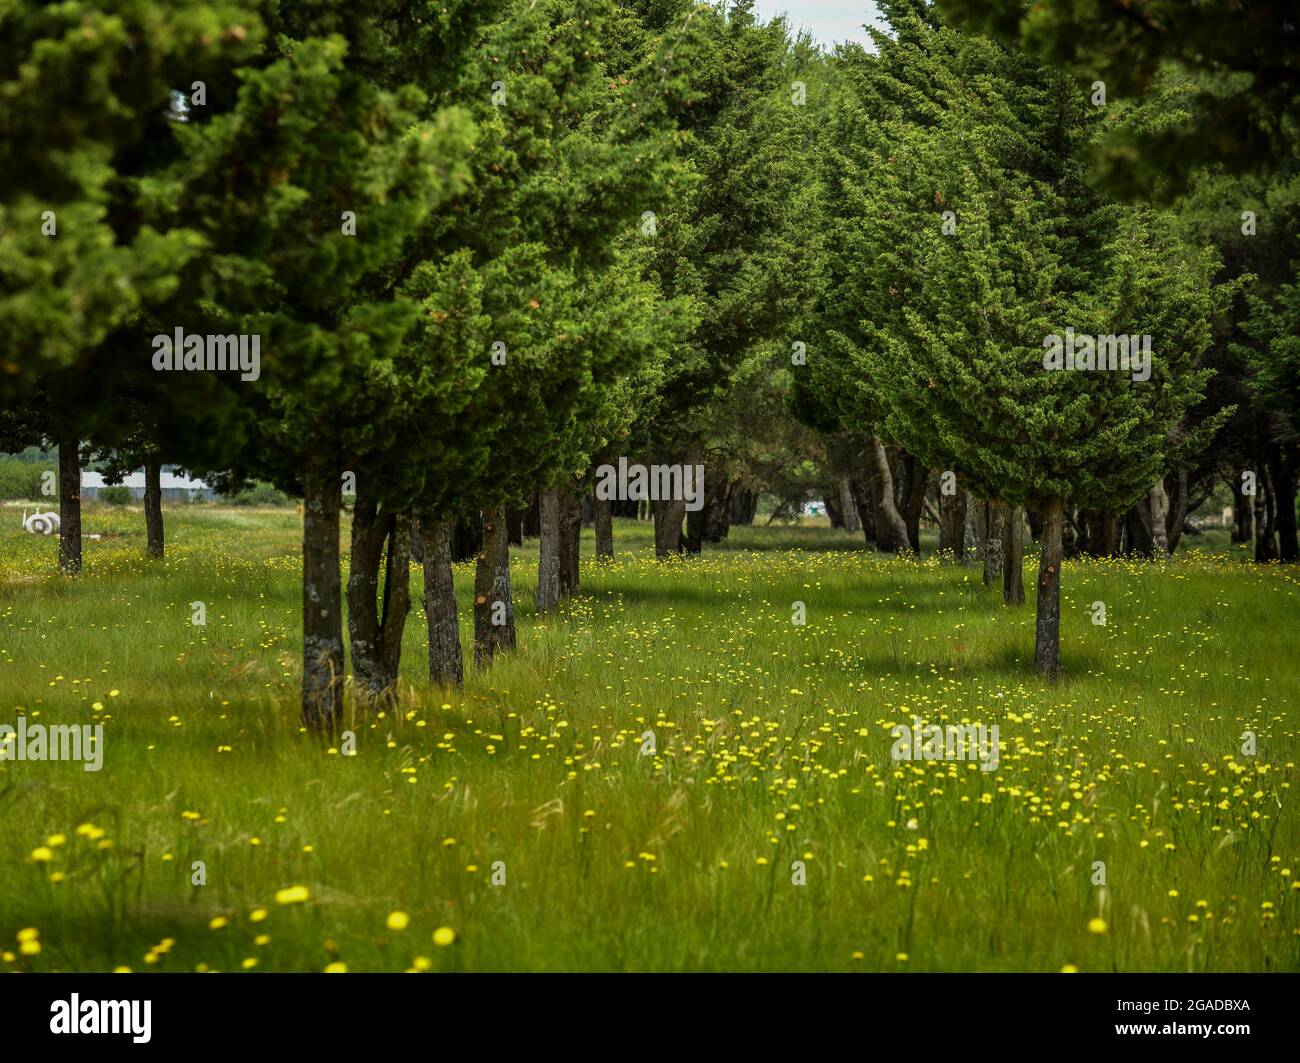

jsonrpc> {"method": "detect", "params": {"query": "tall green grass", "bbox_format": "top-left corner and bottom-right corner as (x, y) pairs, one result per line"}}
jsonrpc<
(0, 503), (1295, 971)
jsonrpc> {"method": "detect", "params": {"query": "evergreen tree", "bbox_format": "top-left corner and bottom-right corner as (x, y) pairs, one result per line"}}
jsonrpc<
(810, 3), (1232, 675)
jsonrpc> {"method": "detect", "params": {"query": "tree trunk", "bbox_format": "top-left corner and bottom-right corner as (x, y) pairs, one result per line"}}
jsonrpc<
(522, 491), (541, 538)
(1002, 504), (1025, 604)
(705, 480), (732, 542)
(653, 496), (686, 558)
(537, 486), (562, 612)
(1027, 506), (1043, 543)
(1267, 444), (1298, 562)
(900, 453), (927, 554)
(450, 513), (481, 561)
(58, 437), (81, 576)
(420, 515), (462, 688)
(302, 466), (344, 730)
(838, 475), (860, 533)
(474, 506), (515, 666)
(938, 486), (968, 561)
(505, 506), (524, 546)
(347, 491), (391, 698)
(1254, 459), (1277, 561)
(824, 486), (844, 529)
(965, 496), (988, 568)
(559, 488), (581, 593)
(1083, 510), (1119, 557)
(380, 511), (411, 683)
(1165, 468), (1189, 554)
(1123, 500), (1154, 558)
(867, 437), (910, 553)
(1231, 473), (1253, 544)
(1034, 497), (1064, 680)
(684, 503), (704, 554)
(729, 487), (757, 526)
(594, 489), (614, 561)
(983, 500), (1006, 586)
(347, 497), (414, 699)
(143, 456), (164, 559)
(850, 473), (876, 544)
(1149, 479), (1169, 556)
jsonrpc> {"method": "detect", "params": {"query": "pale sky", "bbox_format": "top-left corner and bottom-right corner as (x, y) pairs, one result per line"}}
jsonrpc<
(749, 0), (885, 49)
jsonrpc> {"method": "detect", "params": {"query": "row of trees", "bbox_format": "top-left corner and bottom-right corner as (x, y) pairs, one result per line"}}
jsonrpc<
(3, 0), (1296, 718)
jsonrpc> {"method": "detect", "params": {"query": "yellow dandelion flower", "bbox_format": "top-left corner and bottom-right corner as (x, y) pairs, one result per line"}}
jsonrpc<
(432, 926), (456, 947)
(274, 885), (310, 905)
(386, 911), (410, 932)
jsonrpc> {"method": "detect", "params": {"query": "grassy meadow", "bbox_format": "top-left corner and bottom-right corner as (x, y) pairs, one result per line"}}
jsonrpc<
(0, 502), (1297, 972)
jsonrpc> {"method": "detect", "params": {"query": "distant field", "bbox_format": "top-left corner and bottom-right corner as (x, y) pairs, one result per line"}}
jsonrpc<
(0, 503), (1295, 972)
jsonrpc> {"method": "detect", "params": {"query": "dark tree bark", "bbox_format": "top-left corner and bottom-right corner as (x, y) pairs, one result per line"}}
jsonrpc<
(965, 495), (988, 568)
(1231, 472), (1253, 544)
(594, 489), (614, 561)
(537, 486), (562, 612)
(522, 491), (541, 538)
(704, 479), (732, 542)
(849, 472), (876, 544)
(684, 458), (720, 555)
(1123, 500), (1154, 558)
(559, 488), (581, 594)
(1067, 503), (1086, 556)
(347, 494), (387, 693)
(450, 513), (482, 562)
(824, 487), (844, 529)
(143, 456), (164, 559)
(866, 437), (911, 553)
(1082, 510), (1119, 557)
(1267, 443), (1298, 562)
(302, 465), (344, 730)
(58, 437), (81, 576)
(838, 475), (861, 534)
(1165, 468), (1189, 554)
(378, 511), (412, 684)
(474, 506), (515, 666)
(1002, 504), (1025, 605)
(347, 493), (412, 701)
(1027, 506), (1044, 543)
(728, 486), (757, 526)
(983, 500), (1006, 587)
(505, 506), (524, 546)
(1149, 480), (1169, 556)
(420, 515), (462, 688)
(899, 452), (928, 554)
(1034, 497), (1064, 680)
(684, 503), (705, 554)
(652, 496), (686, 558)
(1254, 459), (1277, 561)
(938, 486), (968, 561)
